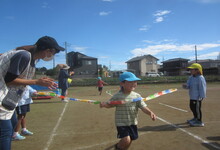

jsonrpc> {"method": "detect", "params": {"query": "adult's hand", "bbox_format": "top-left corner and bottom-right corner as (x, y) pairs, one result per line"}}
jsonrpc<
(36, 77), (58, 89)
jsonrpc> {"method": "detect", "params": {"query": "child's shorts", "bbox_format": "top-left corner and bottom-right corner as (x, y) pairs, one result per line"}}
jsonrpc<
(116, 125), (138, 140)
(16, 104), (30, 115)
(98, 87), (103, 91)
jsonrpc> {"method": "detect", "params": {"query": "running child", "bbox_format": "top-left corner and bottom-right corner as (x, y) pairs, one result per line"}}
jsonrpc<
(97, 77), (108, 95)
(100, 72), (156, 150)
(183, 63), (206, 127)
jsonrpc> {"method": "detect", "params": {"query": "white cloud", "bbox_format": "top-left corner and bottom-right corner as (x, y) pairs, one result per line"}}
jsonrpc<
(42, 2), (49, 8)
(155, 17), (164, 23)
(99, 11), (112, 16)
(153, 10), (171, 23)
(142, 39), (177, 45)
(139, 25), (150, 32)
(110, 61), (127, 70)
(131, 42), (220, 57)
(154, 10), (171, 16)
(71, 45), (88, 53)
(98, 56), (109, 59)
(188, 51), (220, 60)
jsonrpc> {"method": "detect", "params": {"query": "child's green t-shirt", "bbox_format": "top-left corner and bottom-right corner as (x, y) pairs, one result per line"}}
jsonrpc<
(109, 91), (147, 126)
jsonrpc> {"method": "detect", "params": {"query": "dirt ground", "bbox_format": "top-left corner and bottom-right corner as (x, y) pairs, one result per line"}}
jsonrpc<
(12, 83), (220, 150)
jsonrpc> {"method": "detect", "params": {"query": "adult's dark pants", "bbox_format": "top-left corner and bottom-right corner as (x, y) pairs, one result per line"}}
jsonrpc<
(0, 112), (17, 150)
(61, 88), (67, 97)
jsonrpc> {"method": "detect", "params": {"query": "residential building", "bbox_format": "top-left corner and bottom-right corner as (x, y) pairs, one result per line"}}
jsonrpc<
(67, 52), (98, 78)
(189, 59), (220, 75)
(161, 58), (189, 76)
(217, 52), (220, 60)
(126, 55), (159, 76)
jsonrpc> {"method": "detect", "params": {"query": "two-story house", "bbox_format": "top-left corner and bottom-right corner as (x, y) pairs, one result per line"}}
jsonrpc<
(161, 58), (189, 76)
(67, 52), (98, 78)
(126, 55), (159, 77)
(189, 59), (220, 75)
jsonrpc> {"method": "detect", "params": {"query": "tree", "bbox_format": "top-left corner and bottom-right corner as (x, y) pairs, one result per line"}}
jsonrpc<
(45, 68), (57, 76)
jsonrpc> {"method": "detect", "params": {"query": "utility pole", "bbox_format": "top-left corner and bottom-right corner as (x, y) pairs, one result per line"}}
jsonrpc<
(195, 45), (198, 63)
(64, 42), (71, 65)
(64, 42), (68, 64)
(53, 56), (55, 68)
(109, 60), (111, 71)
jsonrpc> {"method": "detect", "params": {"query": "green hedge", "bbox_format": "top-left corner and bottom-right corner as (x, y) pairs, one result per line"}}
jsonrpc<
(69, 75), (220, 86)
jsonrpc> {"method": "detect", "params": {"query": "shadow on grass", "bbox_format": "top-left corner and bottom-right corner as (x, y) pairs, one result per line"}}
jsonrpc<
(201, 142), (220, 150)
(139, 122), (190, 132)
(207, 136), (220, 141)
(201, 136), (220, 150)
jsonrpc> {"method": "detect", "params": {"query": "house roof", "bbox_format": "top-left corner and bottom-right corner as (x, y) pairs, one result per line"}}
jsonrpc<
(68, 51), (97, 60)
(126, 55), (159, 63)
(162, 58), (189, 63)
(189, 59), (220, 63)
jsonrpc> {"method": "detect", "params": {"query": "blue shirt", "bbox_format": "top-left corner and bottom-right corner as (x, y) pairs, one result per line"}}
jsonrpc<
(186, 75), (206, 100)
(18, 86), (36, 106)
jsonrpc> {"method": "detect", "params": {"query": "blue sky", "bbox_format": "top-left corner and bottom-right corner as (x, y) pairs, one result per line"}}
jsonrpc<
(0, 0), (220, 70)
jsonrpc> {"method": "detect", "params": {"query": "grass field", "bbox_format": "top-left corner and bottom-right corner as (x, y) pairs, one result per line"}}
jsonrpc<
(12, 83), (220, 150)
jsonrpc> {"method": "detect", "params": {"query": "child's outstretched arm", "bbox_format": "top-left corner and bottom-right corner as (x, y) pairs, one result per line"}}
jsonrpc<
(100, 102), (113, 108)
(141, 106), (157, 121)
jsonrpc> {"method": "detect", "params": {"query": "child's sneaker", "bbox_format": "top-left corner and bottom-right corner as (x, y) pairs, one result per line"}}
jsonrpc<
(61, 99), (69, 103)
(190, 120), (204, 127)
(21, 129), (33, 135)
(12, 134), (26, 141)
(187, 118), (197, 124)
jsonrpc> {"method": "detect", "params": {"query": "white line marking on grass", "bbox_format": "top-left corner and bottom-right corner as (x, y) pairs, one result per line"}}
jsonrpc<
(105, 89), (114, 96)
(159, 102), (188, 112)
(43, 102), (68, 150)
(157, 116), (220, 150)
(105, 89), (220, 150)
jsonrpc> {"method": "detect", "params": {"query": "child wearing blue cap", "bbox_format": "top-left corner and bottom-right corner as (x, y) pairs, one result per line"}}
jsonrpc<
(100, 72), (156, 150)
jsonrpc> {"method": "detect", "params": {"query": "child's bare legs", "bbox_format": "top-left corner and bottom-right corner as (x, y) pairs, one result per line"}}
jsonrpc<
(14, 114), (26, 133)
(116, 136), (132, 150)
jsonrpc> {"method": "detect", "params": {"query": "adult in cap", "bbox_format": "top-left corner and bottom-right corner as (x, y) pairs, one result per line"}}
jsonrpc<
(0, 36), (64, 150)
(58, 64), (74, 102)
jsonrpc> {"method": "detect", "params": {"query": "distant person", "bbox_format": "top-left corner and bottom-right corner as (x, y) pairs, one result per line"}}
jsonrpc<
(0, 36), (64, 150)
(100, 72), (156, 150)
(182, 63), (206, 127)
(58, 64), (74, 102)
(97, 77), (108, 95)
(12, 86), (36, 140)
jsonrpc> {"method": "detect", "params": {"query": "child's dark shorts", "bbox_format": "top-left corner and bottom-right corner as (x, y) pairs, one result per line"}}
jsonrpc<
(98, 87), (103, 91)
(16, 104), (30, 115)
(116, 125), (138, 140)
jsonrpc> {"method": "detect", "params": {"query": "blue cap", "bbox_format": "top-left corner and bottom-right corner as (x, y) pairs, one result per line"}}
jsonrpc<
(97, 77), (102, 80)
(119, 72), (141, 82)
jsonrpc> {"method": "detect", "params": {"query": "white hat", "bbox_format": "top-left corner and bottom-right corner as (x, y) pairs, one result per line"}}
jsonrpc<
(62, 64), (70, 70)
